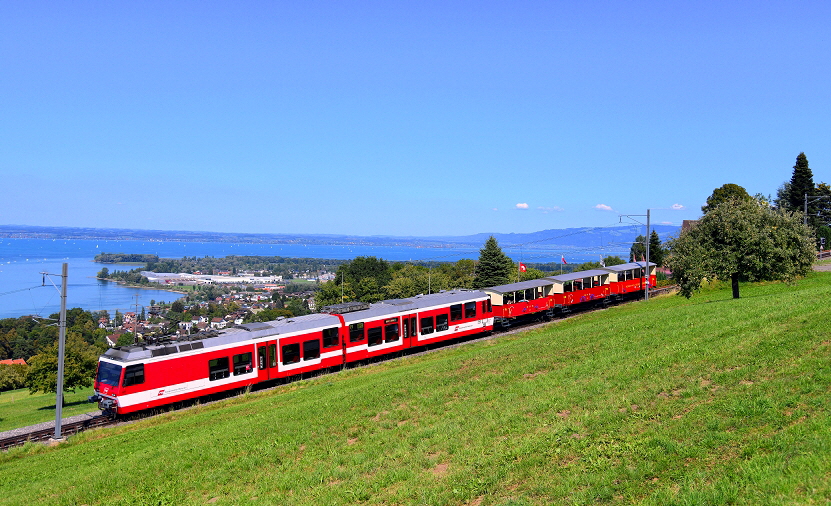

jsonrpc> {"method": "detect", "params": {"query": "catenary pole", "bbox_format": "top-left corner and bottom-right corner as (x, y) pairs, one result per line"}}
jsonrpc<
(645, 209), (650, 301)
(54, 263), (68, 440)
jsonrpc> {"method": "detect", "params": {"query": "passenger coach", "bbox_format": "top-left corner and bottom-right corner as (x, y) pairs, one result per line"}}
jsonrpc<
(92, 289), (493, 415)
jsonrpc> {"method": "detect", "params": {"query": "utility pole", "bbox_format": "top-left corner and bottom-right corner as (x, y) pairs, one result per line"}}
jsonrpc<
(620, 209), (651, 301)
(41, 263), (68, 441)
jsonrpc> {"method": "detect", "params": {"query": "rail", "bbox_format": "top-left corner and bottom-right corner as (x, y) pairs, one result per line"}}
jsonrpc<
(0, 415), (114, 451)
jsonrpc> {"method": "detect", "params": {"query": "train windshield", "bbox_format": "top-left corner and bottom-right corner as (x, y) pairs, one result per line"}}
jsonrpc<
(96, 362), (122, 386)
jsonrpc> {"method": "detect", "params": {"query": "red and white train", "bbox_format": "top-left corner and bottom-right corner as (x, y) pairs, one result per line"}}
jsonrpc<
(91, 262), (656, 415)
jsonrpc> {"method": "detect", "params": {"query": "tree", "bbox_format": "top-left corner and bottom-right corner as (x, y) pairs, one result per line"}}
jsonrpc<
(473, 237), (513, 288)
(97, 267), (109, 279)
(666, 198), (815, 299)
(26, 332), (100, 397)
(603, 255), (626, 267)
(649, 230), (665, 267)
(630, 235), (646, 262)
(784, 152), (815, 213)
(170, 300), (185, 313)
(701, 183), (752, 214)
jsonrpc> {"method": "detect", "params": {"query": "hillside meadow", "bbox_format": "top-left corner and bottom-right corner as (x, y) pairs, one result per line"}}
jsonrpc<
(1, 274), (830, 505)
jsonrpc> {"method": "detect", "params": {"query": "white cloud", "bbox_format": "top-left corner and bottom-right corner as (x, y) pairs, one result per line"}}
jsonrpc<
(660, 221), (673, 225)
(492, 208), (499, 211)
(538, 206), (564, 213)
(516, 203), (529, 209)
(671, 203), (684, 210)
(595, 204), (613, 211)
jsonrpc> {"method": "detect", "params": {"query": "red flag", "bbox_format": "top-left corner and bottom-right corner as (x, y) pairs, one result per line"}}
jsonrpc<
(561, 255), (567, 265)
(519, 263), (527, 272)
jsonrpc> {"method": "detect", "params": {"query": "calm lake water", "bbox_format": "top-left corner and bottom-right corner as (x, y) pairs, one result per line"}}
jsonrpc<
(0, 238), (609, 319)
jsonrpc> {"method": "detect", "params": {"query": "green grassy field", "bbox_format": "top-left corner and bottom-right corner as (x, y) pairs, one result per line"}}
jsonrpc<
(0, 388), (96, 433)
(1, 274), (830, 505)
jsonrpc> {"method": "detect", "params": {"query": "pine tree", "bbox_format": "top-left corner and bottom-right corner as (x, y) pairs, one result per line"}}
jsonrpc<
(785, 152), (815, 213)
(473, 236), (513, 288)
(649, 230), (665, 267)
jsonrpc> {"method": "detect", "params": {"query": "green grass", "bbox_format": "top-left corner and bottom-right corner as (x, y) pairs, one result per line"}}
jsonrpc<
(0, 388), (96, 432)
(2, 274), (831, 504)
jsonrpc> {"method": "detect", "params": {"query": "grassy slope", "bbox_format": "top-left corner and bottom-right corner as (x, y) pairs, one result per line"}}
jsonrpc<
(0, 388), (96, 433)
(1, 275), (830, 505)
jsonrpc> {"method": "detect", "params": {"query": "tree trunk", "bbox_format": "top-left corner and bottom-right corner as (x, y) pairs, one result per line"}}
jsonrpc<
(731, 273), (740, 299)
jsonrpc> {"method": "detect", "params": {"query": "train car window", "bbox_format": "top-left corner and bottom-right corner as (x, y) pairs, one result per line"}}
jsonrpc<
(233, 352), (253, 375)
(634, 268), (643, 278)
(450, 304), (463, 321)
(483, 299), (492, 313)
(573, 279), (584, 291)
(385, 323), (399, 343)
(592, 276), (600, 287)
(464, 301), (476, 318)
(410, 317), (416, 336)
(96, 362), (122, 387)
(402, 318), (409, 338)
(322, 327), (339, 348)
(505, 293), (515, 304)
(524, 289), (534, 301)
(563, 281), (573, 293)
(269, 344), (277, 368)
(282, 344), (300, 365)
(123, 364), (145, 387)
(420, 316), (434, 335)
(303, 340), (320, 360)
(436, 314), (449, 332)
(258, 346), (267, 369)
(367, 327), (383, 347)
(209, 357), (230, 381)
(349, 322), (365, 342)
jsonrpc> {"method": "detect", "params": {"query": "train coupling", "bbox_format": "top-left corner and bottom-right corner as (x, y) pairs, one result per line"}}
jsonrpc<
(88, 394), (100, 403)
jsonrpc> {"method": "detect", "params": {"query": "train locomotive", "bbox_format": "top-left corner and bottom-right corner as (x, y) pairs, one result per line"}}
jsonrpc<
(91, 262), (656, 415)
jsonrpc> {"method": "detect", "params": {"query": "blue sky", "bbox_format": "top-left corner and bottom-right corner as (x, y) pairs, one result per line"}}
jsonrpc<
(1, 1), (829, 237)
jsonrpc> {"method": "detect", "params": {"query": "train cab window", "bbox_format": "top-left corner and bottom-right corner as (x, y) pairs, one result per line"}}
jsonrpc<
(209, 357), (230, 381)
(367, 327), (383, 347)
(282, 343), (300, 365)
(233, 352), (253, 375)
(385, 322), (399, 343)
(269, 344), (277, 368)
(420, 316), (434, 335)
(96, 362), (122, 387)
(303, 340), (320, 361)
(436, 314), (449, 332)
(322, 327), (339, 348)
(464, 301), (477, 318)
(450, 304), (463, 321)
(349, 323), (365, 342)
(123, 364), (145, 387)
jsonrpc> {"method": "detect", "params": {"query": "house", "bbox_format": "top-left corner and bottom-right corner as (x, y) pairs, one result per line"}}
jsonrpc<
(0, 359), (27, 366)
(210, 317), (227, 330)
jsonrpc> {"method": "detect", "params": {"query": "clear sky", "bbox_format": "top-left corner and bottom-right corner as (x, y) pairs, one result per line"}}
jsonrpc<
(1, 1), (829, 237)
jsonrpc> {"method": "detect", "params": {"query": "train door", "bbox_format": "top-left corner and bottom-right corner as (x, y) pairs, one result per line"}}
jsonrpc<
(401, 313), (417, 347)
(257, 341), (278, 382)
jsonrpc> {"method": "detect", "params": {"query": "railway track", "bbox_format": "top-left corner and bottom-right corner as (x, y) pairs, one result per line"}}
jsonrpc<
(0, 415), (116, 451)
(2, 286), (677, 451)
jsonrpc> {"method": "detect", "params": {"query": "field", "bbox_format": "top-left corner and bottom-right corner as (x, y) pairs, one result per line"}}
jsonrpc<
(0, 388), (95, 433)
(1, 274), (830, 504)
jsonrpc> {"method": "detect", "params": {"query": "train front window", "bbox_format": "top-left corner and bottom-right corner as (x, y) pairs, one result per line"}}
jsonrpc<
(96, 362), (122, 387)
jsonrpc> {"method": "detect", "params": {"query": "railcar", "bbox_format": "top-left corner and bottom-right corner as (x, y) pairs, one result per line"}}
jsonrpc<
(91, 289), (493, 415)
(600, 262), (657, 301)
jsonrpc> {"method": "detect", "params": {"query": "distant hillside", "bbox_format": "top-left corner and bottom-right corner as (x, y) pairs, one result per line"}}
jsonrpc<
(0, 224), (679, 251)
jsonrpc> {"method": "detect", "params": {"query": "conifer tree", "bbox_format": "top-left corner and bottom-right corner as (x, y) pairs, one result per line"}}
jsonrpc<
(473, 236), (513, 288)
(784, 152), (815, 213)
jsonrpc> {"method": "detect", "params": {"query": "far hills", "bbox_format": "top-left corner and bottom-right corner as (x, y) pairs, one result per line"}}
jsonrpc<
(0, 224), (680, 251)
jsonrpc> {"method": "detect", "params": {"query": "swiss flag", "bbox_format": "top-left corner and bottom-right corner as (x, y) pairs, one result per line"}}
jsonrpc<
(561, 255), (567, 265)
(519, 263), (527, 272)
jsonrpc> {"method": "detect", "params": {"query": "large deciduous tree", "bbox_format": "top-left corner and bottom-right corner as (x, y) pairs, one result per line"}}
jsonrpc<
(666, 198), (815, 299)
(701, 183), (752, 214)
(25, 332), (100, 398)
(473, 237), (513, 288)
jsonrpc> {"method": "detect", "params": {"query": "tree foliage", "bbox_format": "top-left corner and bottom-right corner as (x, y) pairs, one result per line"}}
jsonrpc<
(25, 332), (101, 395)
(783, 152), (815, 212)
(473, 237), (513, 288)
(0, 364), (28, 392)
(666, 198), (815, 299)
(701, 183), (752, 214)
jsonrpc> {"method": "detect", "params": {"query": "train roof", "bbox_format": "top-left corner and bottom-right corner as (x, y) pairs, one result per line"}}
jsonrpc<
(483, 279), (554, 294)
(600, 262), (656, 272)
(545, 269), (610, 282)
(100, 289), (486, 363)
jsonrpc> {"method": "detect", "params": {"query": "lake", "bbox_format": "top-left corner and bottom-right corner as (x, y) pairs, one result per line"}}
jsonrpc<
(0, 238), (614, 319)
